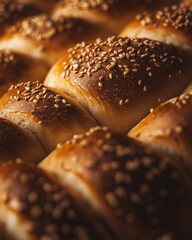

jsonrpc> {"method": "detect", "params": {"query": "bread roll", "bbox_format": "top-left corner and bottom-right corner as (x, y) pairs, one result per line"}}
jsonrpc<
(120, 2), (192, 51)
(128, 92), (192, 173)
(0, 81), (97, 152)
(44, 36), (192, 133)
(0, 0), (42, 36)
(0, 49), (49, 97)
(51, 0), (181, 34)
(0, 118), (46, 164)
(0, 13), (113, 65)
(0, 161), (115, 240)
(40, 127), (192, 240)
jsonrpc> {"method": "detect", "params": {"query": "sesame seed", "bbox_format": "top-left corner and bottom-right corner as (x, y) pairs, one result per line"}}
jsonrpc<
(119, 99), (123, 106)
(143, 86), (148, 92)
(98, 82), (103, 87)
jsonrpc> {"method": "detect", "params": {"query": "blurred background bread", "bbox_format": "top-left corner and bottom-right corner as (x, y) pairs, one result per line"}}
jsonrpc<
(0, 50), (49, 97)
(51, 0), (183, 34)
(120, 2), (192, 51)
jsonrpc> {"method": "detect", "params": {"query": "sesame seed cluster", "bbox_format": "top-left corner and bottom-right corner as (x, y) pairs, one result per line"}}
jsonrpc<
(19, 14), (81, 41)
(163, 92), (192, 109)
(21, 14), (57, 40)
(8, 81), (70, 106)
(6, 81), (73, 125)
(147, 93), (192, 136)
(62, 36), (184, 106)
(136, 3), (192, 32)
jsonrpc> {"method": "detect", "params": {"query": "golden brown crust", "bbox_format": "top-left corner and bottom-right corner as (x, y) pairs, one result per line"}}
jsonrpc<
(17, 14), (86, 41)
(17, 13), (112, 42)
(45, 36), (192, 132)
(135, 3), (192, 35)
(0, 81), (97, 152)
(120, 2), (192, 50)
(59, 37), (186, 107)
(0, 118), (46, 164)
(0, 81), (95, 128)
(129, 93), (192, 170)
(52, 0), (181, 33)
(40, 127), (191, 240)
(0, 162), (115, 240)
(1, 14), (113, 65)
(0, 50), (49, 97)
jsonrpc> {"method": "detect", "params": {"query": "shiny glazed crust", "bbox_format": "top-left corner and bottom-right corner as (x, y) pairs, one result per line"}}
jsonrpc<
(45, 36), (192, 132)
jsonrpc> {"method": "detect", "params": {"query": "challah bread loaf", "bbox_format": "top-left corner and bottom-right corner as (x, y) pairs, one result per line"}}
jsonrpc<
(0, 118), (46, 164)
(44, 36), (192, 133)
(0, 13), (113, 66)
(0, 161), (115, 240)
(0, 1), (191, 239)
(39, 127), (192, 240)
(128, 92), (192, 173)
(0, 81), (97, 153)
(0, 50), (49, 97)
(51, 0), (181, 35)
(120, 2), (192, 51)
(0, 0), (42, 36)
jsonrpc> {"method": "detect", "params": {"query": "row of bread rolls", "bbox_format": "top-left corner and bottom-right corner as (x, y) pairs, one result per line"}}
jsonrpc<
(1, 33), (191, 158)
(0, 158), (116, 240)
(0, 0), (189, 95)
(0, 1), (191, 240)
(39, 127), (192, 240)
(0, 0), (113, 95)
(118, 1), (192, 173)
(0, 42), (192, 237)
(0, 0), (192, 161)
(0, 127), (192, 240)
(50, 0), (182, 34)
